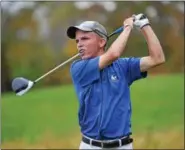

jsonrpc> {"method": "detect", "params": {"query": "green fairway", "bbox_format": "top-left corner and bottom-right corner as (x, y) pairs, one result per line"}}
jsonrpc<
(131, 73), (184, 133)
(1, 73), (184, 144)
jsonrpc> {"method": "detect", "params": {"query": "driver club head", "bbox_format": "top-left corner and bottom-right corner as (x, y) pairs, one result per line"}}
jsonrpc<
(11, 77), (35, 96)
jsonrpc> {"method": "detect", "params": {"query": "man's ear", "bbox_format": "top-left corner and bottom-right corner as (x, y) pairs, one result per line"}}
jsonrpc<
(99, 38), (107, 49)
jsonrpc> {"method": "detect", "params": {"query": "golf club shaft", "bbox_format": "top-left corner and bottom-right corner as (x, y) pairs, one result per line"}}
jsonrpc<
(34, 27), (124, 83)
(108, 27), (124, 38)
(34, 53), (80, 83)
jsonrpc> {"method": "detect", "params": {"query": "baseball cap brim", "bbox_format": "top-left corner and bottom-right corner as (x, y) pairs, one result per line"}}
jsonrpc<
(67, 26), (93, 39)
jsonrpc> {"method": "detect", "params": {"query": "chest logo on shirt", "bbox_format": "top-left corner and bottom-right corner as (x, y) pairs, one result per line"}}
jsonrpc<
(111, 74), (118, 81)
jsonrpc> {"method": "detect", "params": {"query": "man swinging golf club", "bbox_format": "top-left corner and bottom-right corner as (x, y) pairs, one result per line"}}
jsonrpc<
(67, 13), (165, 149)
(11, 13), (165, 149)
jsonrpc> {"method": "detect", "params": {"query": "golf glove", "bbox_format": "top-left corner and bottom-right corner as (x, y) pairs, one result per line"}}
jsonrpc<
(133, 13), (150, 29)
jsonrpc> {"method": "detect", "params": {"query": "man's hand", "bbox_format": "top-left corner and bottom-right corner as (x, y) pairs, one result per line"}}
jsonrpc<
(133, 13), (150, 29)
(123, 17), (134, 29)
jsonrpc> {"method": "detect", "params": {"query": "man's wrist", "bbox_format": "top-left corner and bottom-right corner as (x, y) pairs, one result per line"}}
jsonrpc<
(124, 24), (133, 29)
(140, 24), (152, 35)
(141, 23), (150, 29)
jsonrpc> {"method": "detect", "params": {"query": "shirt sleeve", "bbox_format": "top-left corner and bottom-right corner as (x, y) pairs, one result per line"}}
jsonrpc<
(119, 57), (147, 86)
(70, 57), (100, 87)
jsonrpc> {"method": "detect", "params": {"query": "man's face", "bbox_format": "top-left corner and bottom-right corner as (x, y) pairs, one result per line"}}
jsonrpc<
(75, 30), (106, 59)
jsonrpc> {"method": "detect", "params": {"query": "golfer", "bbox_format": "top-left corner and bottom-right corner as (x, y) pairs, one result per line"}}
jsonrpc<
(67, 14), (165, 149)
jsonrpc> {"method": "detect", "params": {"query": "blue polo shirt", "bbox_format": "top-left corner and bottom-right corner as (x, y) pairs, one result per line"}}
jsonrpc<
(70, 56), (147, 140)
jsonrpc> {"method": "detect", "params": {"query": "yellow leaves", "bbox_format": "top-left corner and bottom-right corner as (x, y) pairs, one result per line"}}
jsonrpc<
(63, 39), (78, 57)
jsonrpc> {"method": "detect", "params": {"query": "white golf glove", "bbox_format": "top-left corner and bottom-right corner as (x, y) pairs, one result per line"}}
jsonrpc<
(133, 13), (150, 29)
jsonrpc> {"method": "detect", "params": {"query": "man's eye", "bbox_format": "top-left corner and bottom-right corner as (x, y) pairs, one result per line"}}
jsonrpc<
(82, 37), (89, 40)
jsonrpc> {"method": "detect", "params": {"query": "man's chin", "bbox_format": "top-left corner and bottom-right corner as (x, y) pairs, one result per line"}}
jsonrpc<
(81, 55), (97, 60)
(81, 55), (90, 59)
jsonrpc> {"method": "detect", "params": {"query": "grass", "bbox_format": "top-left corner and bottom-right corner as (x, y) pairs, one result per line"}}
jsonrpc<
(1, 73), (184, 148)
(2, 85), (79, 143)
(131, 73), (184, 133)
(1, 130), (184, 149)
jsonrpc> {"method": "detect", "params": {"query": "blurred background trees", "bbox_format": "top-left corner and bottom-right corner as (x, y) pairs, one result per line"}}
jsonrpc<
(1, 1), (184, 92)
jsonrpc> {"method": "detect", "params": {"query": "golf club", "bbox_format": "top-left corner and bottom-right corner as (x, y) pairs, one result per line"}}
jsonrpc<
(11, 26), (124, 96)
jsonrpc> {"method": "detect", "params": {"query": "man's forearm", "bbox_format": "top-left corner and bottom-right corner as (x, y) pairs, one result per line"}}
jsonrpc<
(107, 26), (132, 58)
(99, 17), (133, 69)
(141, 26), (165, 63)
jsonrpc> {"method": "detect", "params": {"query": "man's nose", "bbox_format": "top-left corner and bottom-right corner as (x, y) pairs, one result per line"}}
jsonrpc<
(77, 42), (83, 49)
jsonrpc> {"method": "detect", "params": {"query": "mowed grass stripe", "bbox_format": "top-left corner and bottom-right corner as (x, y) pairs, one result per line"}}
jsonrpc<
(1, 73), (184, 143)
